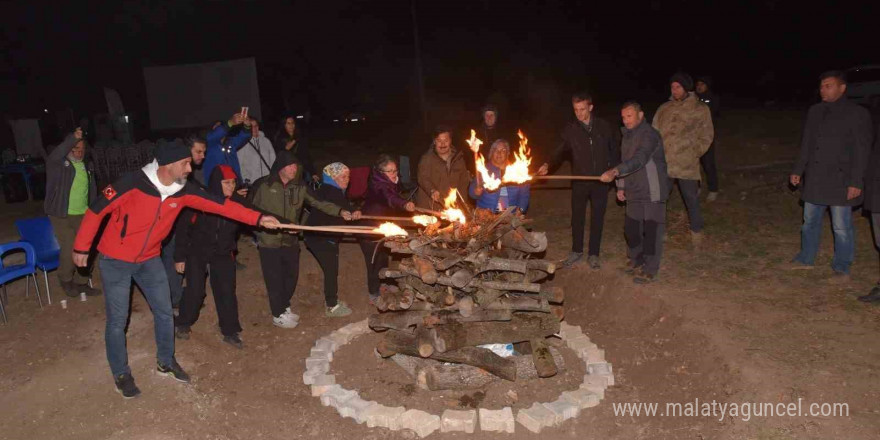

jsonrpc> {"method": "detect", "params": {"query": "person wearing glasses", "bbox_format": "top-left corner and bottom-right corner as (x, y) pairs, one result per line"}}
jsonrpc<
(359, 154), (415, 303)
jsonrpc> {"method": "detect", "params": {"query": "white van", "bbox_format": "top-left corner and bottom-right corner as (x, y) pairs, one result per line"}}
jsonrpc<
(846, 65), (880, 108)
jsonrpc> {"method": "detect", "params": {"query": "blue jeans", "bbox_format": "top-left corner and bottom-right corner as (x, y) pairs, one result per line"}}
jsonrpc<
(161, 235), (183, 307)
(794, 202), (854, 274)
(99, 256), (174, 377)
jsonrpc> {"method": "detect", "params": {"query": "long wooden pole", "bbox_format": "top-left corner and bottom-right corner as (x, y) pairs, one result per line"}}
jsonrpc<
(275, 223), (392, 235)
(359, 215), (420, 222)
(414, 207), (445, 217)
(532, 175), (603, 181)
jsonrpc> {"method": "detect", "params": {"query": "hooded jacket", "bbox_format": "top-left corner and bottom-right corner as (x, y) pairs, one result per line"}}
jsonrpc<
(652, 92), (714, 180)
(204, 121), (251, 183)
(792, 97), (873, 206)
(73, 160), (262, 263)
(616, 120), (670, 203)
(173, 165), (245, 263)
(274, 132), (316, 179)
(467, 162), (530, 212)
(237, 130), (276, 184)
(362, 169), (411, 217)
(416, 146), (471, 208)
(44, 133), (97, 217)
(251, 151), (343, 248)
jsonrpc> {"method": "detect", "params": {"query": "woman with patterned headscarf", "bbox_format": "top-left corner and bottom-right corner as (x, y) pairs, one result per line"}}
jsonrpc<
(304, 162), (360, 317)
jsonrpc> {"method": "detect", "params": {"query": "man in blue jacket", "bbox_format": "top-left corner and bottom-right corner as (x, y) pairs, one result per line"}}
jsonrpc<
(203, 111), (252, 182)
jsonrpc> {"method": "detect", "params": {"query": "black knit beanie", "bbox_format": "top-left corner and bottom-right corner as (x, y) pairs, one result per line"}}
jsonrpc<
(155, 139), (191, 166)
(670, 72), (694, 91)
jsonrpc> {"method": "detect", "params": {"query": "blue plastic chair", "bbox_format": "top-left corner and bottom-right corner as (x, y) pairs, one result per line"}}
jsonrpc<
(15, 217), (61, 305)
(0, 241), (43, 324)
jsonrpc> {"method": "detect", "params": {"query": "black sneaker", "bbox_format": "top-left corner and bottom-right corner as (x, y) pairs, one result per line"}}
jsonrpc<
(633, 272), (657, 284)
(114, 373), (141, 399)
(61, 280), (78, 298)
(157, 359), (191, 383)
(223, 333), (244, 349)
(77, 283), (102, 296)
(175, 325), (191, 340)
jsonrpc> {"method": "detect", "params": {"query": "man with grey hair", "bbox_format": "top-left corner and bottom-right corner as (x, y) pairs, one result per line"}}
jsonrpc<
(601, 101), (669, 283)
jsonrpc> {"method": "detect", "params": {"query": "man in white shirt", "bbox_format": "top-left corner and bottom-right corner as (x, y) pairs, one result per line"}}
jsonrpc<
(237, 120), (276, 186)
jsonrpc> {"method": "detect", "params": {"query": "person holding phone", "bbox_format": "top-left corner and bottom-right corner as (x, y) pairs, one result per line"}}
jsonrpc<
(203, 109), (252, 184)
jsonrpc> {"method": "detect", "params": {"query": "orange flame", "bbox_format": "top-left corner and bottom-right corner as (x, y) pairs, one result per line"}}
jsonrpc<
(475, 153), (501, 191)
(372, 222), (408, 237)
(442, 189), (467, 224)
(465, 129), (483, 154)
(467, 129), (501, 191)
(502, 129), (532, 184)
(412, 215), (438, 226)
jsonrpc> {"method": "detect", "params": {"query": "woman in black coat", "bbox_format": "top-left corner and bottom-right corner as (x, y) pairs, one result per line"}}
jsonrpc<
(173, 165), (246, 348)
(304, 162), (362, 316)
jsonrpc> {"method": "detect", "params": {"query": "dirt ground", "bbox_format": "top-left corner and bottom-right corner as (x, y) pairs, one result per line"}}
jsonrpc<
(1, 109), (879, 440)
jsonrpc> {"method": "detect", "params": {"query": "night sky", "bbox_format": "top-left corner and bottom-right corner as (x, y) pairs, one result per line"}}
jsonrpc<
(1, 0), (877, 140)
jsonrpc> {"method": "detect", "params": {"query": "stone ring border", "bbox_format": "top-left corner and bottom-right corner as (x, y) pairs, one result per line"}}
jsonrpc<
(303, 319), (614, 437)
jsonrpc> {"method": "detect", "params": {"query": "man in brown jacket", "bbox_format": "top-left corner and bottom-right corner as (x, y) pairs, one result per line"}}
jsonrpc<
(652, 72), (714, 243)
(416, 125), (471, 209)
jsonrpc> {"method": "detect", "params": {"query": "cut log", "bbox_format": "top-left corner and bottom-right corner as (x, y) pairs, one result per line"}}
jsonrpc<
(423, 308), (512, 328)
(538, 285), (565, 304)
(407, 276), (446, 303)
(530, 338), (558, 378)
(474, 287), (506, 306)
(485, 296), (551, 313)
(501, 227), (547, 253)
(471, 279), (542, 293)
(379, 330), (517, 381)
(369, 311), (429, 331)
(424, 312), (559, 352)
(525, 259), (556, 274)
(479, 257), (528, 274)
(390, 348), (567, 391)
(413, 256), (438, 285)
(416, 325), (435, 357)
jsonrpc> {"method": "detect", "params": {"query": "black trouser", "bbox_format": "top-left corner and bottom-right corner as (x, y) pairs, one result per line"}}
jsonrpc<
(304, 236), (340, 307)
(359, 239), (389, 298)
(669, 179), (704, 232)
(624, 201), (666, 276)
(571, 181), (610, 255)
(176, 251), (241, 337)
(700, 141), (719, 192)
(258, 243), (300, 317)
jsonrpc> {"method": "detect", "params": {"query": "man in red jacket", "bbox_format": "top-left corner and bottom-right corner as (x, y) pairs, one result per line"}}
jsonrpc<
(73, 139), (280, 398)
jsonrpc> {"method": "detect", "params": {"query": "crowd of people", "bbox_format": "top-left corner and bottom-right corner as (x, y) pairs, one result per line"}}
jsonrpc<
(40, 69), (879, 399)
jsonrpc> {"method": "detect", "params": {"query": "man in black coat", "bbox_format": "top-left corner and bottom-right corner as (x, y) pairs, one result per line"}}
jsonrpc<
(789, 70), (874, 282)
(696, 76), (720, 201)
(537, 92), (620, 269)
(859, 122), (880, 303)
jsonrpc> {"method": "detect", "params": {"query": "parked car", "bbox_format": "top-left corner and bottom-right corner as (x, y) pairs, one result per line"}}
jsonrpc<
(846, 65), (880, 108)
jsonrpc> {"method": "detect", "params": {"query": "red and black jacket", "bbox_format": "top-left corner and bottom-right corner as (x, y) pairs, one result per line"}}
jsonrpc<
(73, 169), (262, 263)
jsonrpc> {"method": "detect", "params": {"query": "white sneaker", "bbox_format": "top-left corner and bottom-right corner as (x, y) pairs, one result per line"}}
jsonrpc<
(706, 191), (719, 202)
(284, 307), (301, 322)
(273, 309), (300, 329)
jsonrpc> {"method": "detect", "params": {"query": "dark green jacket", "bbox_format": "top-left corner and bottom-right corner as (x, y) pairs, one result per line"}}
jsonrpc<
(252, 151), (342, 248)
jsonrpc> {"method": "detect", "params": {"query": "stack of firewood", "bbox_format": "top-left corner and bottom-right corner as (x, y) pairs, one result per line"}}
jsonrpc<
(368, 208), (566, 391)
